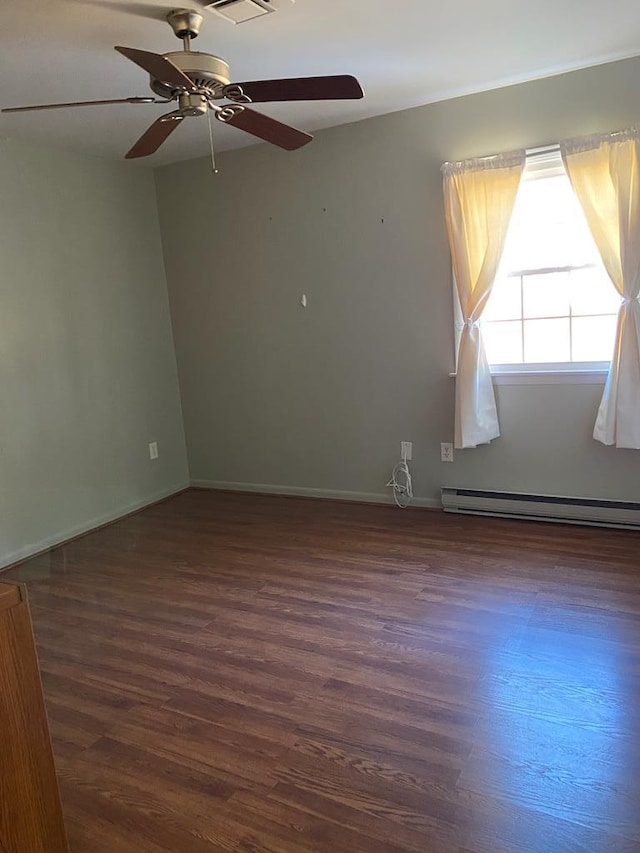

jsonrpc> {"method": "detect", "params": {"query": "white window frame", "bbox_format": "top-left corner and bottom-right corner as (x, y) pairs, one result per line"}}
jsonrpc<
(478, 146), (614, 385)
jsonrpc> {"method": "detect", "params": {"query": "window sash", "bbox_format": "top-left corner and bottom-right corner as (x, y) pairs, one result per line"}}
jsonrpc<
(480, 149), (616, 374)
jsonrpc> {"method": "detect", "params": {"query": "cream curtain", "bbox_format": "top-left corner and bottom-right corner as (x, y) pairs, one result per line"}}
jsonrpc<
(442, 151), (525, 449)
(561, 129), (640, 448)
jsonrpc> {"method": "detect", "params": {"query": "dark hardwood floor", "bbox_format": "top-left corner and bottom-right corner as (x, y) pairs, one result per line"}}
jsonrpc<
(5, 489), (640, 852)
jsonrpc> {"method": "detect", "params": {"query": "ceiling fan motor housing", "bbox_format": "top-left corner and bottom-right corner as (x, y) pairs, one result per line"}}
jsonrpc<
(150, 51), (232, 99)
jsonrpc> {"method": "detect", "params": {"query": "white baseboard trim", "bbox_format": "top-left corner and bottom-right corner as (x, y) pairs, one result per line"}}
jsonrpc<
(0, 482), (190, 571)
(191, 479), (440, 509)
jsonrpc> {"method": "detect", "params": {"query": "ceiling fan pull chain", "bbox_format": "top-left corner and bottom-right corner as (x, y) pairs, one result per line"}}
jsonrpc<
(207, 107), (219, 174)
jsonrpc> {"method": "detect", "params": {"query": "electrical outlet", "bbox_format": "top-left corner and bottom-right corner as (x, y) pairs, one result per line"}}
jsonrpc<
(401, 441), (412, 461)
(440, 442), (454, 463)
(149, 441), (159, 460)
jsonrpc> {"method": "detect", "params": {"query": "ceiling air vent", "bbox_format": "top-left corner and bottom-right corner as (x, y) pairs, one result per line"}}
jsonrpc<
(204, 0), (280, 24)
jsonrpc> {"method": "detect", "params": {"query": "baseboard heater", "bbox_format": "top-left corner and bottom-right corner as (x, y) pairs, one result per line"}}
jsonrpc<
(441, 487), (640, 530)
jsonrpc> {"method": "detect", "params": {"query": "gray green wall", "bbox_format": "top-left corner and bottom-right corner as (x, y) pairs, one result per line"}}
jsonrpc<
(4, 55), (639, 562)
(155, 56), (640, 506)
(0, 138), (188, 567)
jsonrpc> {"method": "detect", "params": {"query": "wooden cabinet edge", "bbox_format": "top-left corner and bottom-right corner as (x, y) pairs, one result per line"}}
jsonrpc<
(0, 582), (22, 612)
(0, 580), (69, 853)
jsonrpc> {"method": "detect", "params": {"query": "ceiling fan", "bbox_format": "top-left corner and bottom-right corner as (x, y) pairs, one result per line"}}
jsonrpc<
(1, 8), (364, 159)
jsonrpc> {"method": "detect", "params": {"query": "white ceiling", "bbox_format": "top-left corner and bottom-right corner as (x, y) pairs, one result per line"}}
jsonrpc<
(2, 0), (640, 166)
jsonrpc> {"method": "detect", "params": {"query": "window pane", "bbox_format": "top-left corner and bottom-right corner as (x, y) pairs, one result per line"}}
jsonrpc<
(500, 174), (603, 272)
(523, 271), (570, 319)
(572, 315), (618, 362)
(483, 321), (522, 364)
(524, 318), (570, 362)
(482, 155), (616, 369)
(570, 268), (621, 316)
(484, 276), (521, 321)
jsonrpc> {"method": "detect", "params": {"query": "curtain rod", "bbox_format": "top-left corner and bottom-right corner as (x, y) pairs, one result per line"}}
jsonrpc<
(442, 143), (560, 174)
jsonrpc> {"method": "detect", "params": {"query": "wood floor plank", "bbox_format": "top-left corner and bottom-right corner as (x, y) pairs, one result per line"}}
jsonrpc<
(4, 488), (640, 852)
(105, 704), (288, 790)
(458, 712), (640, 841)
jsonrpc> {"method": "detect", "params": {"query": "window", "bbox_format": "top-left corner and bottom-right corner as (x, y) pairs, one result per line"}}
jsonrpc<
(480, 150), (620, 374)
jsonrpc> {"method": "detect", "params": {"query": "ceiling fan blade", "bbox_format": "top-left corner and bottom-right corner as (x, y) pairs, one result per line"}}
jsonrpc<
(217, 107), (312, 151)
(224, 75), (364, 103)
(115, 46), (194, 90)
(125, 112), (184, 159)
(2, 97), (158, 114)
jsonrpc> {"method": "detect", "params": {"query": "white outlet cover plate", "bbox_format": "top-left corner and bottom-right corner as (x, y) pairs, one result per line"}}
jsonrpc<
(440, 442), (454, 462)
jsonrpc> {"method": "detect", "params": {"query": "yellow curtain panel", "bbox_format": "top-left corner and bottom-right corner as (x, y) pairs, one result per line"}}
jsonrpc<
(561, 129), (640, 449)
(442, 150), (525, 449)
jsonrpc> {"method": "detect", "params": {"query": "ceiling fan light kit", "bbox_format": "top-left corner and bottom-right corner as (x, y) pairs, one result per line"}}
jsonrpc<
(1, 6), (363, 161)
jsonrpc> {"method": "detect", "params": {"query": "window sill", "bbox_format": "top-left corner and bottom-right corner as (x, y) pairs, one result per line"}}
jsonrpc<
(492, 369), (608, 385)
(449, 369), (608, 385)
